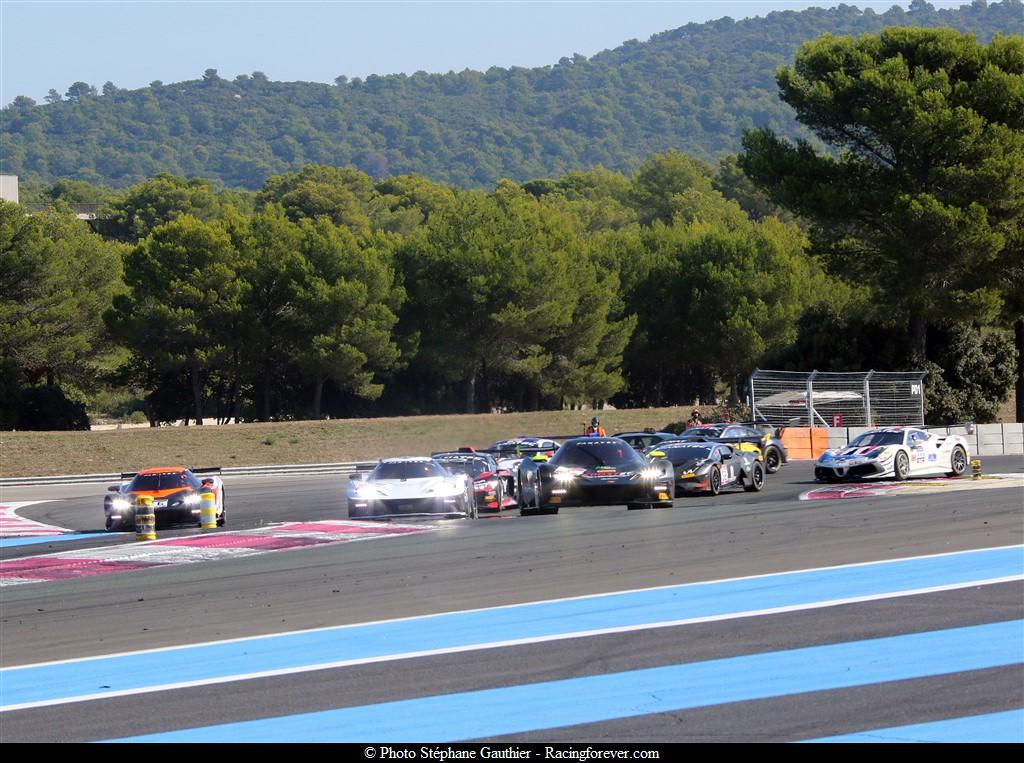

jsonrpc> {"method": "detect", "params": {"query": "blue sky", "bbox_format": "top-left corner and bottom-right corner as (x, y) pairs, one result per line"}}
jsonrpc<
(1, 1), (968, 105)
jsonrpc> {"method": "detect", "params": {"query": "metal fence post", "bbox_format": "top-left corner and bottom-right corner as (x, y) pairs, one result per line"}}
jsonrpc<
(750, 369), (759, 422)
(806, 371), (818, 427)
(864, 371), (874, 426)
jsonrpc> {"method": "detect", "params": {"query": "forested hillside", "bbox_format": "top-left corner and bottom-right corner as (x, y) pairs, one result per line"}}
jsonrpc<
(3, 24), (1020, 429)
(3, 0), (1020, 189)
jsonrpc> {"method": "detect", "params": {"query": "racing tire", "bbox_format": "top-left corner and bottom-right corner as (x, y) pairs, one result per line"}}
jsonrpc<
(627, 502), (650, 510)
(744, 462), (765, 492)
(894, 451), (910, 481)
(217, 490), (226, 527)
(707, 465), (722, 496)
(518, 470), (541, 516)
(764, 446), (782, 474)
(947, 446), (968, 478)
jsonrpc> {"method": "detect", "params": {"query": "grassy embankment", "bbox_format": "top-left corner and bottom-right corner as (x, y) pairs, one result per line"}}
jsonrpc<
(0, 407), (693, 477)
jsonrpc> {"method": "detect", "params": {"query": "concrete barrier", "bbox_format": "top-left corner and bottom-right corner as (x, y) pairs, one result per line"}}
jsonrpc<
(826, 427), (848, 449)
(977, 424), (1004, 456)
(1003, 424), (1023, 456)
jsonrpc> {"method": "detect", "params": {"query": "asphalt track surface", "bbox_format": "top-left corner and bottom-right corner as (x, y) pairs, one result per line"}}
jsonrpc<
(1, 456), (1022, 742)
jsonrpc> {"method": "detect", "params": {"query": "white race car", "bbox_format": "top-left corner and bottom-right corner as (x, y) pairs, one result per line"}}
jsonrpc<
(814, 427), (970, 482)
(347, 458), (476, 519)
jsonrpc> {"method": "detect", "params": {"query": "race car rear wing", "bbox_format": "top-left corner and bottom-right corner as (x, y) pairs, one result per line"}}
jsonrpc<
(119, 466), (223, 480)
(481, 445), (558, 458)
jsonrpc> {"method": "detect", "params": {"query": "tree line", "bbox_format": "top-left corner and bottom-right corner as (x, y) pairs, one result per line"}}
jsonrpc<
(2, 27), (1019, 429)
(2, 1), (1019, 190)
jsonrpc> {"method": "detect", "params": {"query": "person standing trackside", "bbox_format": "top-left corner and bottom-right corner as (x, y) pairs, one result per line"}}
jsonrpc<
(686, 409), (702, 429)
(585, 416), (607, 436)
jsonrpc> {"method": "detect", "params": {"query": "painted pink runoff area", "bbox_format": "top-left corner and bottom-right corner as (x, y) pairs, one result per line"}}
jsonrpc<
(0, 520), (440, 586)
(275, 521), (424, 534)
(1, 557), (159, 580)
(154, 534), (329, 550)
(802, 484), (906, 500)
(0, 502), (66, 538)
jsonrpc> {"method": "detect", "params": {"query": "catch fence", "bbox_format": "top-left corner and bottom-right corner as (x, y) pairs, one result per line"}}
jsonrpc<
(748, 370), (926, 427)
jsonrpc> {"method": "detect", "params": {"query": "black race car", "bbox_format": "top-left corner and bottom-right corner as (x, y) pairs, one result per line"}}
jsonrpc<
(431, 450), (510, 511)
(515, 437), (675, 515)
(647, 441), (764, 495)
(675, 423), (788, 473)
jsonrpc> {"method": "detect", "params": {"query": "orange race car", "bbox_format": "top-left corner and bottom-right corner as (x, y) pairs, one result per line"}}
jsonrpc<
(103, 467), (225, 531)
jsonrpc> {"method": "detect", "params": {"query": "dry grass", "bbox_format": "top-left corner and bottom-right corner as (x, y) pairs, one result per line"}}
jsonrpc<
(0, 407), (694, 477)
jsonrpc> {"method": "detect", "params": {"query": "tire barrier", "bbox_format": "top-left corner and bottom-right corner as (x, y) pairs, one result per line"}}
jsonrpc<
(199, 491), (217, 530)
(134, 495), (156, 541)
(972, 459), (983, 480)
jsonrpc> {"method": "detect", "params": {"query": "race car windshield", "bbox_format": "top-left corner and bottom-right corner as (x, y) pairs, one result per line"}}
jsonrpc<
(437, 459), (488, 477)
(660, 444), (715, 459)
(848, 431), (904, 448)
(679, 427), (725, 439)
(373, 461), (449, 480)
(129, 472), (190, 491)
(552, 441), (644, 469)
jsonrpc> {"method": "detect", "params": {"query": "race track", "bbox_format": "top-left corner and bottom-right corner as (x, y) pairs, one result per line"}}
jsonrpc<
(1, 457), (1022, 742)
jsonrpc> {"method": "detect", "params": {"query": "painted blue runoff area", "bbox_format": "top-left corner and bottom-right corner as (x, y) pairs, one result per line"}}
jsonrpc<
(0, 532), (114, 549)
(3, 545), (1022, 709)
(107, 620), (1024, 742)
(804, 709), (1024, 743)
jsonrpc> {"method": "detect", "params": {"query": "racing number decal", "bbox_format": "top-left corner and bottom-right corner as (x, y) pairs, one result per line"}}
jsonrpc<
(723, 466), (734, 483)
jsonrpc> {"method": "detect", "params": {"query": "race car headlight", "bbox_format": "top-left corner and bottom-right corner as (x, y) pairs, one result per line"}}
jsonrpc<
(183, 494), (201, 506)
(640, 467), (660, 480)
(354, 481), (377, 498)
(554, 467), (578, 483)
(111, 497), (131, 512)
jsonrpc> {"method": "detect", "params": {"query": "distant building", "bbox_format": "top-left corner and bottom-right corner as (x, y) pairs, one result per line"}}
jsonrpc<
(0, 174), (19, 204)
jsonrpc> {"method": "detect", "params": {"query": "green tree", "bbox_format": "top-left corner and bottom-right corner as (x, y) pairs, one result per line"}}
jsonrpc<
(106, 216), (246, 424)
(294, 221), (404, 418)
(630, 151), (717, 226)
(101, 174), (224, 242)
(256, 165), (374, 235)
(621, 211), (823, 406)
(739, 28), (1024, 391)
(397, 183), (580, 412)
(0, 202), (124, 428)
(230, 205), (309, 421)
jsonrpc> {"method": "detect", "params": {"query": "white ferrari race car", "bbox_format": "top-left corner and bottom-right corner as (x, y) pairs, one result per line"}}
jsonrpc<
(814, 427), (971, 482)
(347, 458), (476, 519)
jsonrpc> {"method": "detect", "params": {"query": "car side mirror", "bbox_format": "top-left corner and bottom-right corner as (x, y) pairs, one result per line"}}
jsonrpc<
(107, 485), (120, 492)
(649, 451), (666, 458)
(348, 473), (365, 481)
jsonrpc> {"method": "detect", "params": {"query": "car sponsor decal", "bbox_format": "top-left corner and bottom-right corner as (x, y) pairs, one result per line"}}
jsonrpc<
(800, 474), (1024, 500)
(0, 520), (436, 586)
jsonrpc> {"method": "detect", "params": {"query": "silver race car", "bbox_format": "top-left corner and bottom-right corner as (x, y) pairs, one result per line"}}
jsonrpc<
(347, 458), (476, 519)
(814, 427), (970, 482)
